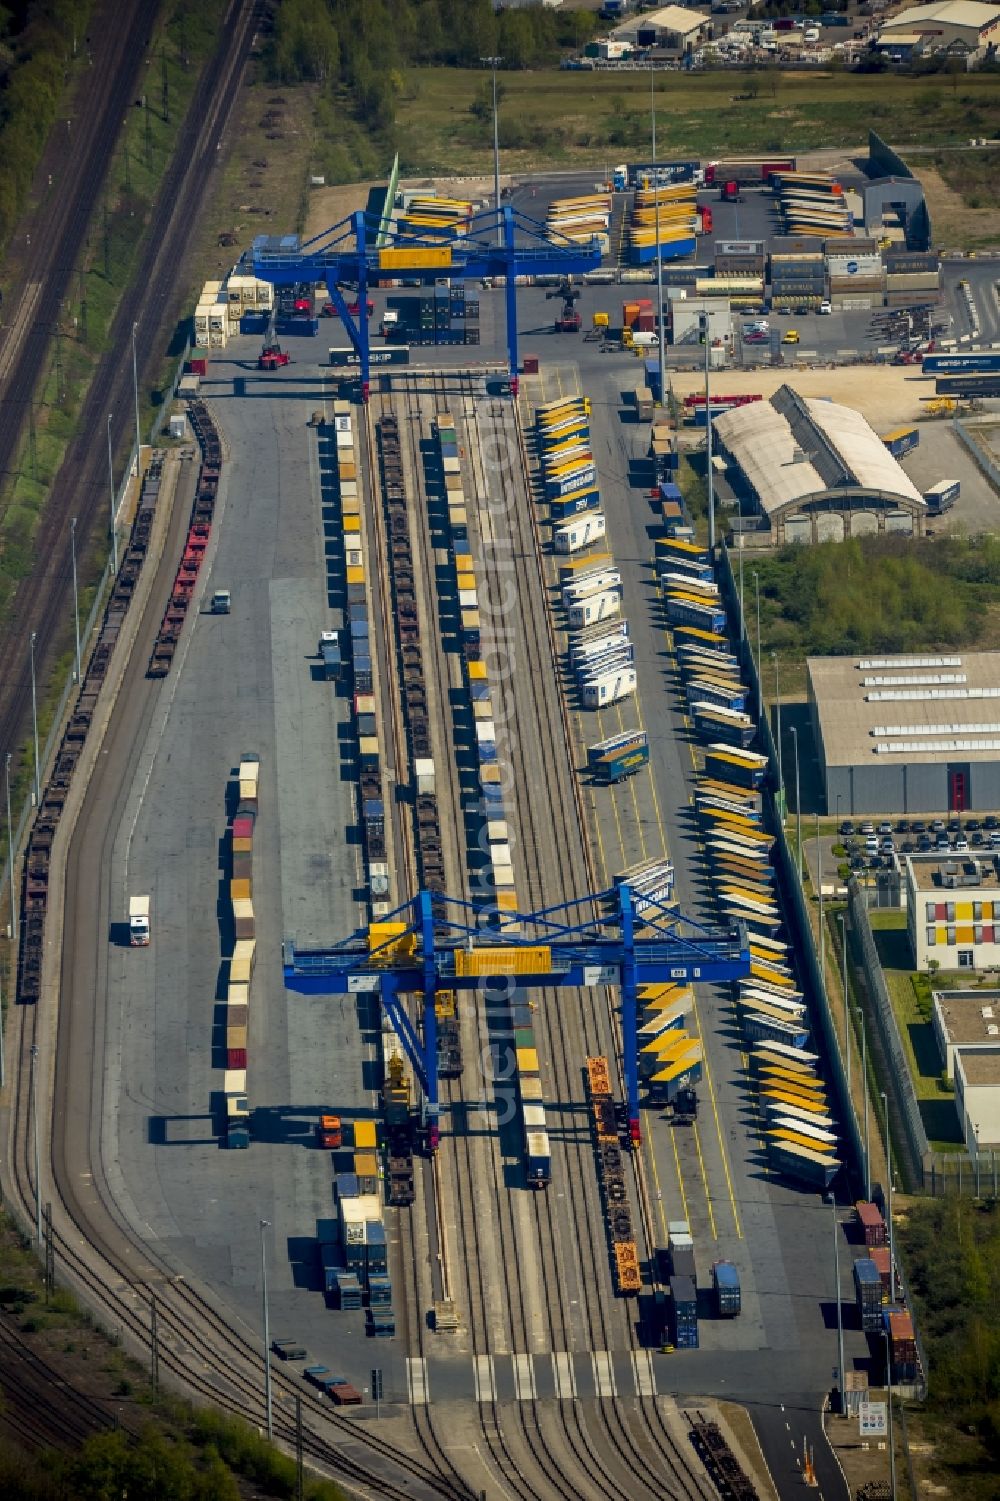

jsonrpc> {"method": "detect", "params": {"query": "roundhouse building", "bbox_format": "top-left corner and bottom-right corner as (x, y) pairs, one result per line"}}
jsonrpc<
(712, 384), (927, 546)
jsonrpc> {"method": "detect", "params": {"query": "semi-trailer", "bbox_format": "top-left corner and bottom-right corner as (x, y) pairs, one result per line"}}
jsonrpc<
(568, 589), (622, 630)
(555, 511), (607, 554)
(880, 426), (919, 459)
(581, 665), (637, 710)
(588, 730), (650, 784)
(922, 351), (1000, 375)
(129, 895), (151, 946)
(923, 479), (959, 514)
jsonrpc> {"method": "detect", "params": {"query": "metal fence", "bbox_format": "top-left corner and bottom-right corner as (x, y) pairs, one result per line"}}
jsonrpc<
(844, 882), (929, 1193)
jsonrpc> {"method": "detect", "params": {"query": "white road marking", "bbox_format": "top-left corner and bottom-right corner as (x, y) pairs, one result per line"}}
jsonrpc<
(474, 1354), (495, 1403)
(513, 1353), (536, 1401)
(407, 1356), (429, 1405)
(592, 1350), (617, 1398)
(552, 1350), (577, 1400)
(631, 1349), (656, 1397)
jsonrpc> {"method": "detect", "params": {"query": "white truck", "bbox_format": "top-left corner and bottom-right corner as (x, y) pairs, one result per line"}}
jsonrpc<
(129, 895), (151, 946)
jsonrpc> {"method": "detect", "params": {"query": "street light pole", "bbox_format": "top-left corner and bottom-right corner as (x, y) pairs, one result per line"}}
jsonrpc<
(30, 1043), (42, 1245)
(70, 518), (81, 684)
(752, 571), (762, 720)
(131, 320), (141, 467)
(859, 1007), (870, 1200)
(481, 57), (503, 247)
(884, 1329), (898, 1501)
(651, 64), (667, 415)
(881, 1090), (896, 1302)
(29, 632), (40, 806)
(817, 813), (825, 987)
(791, 725), (802, 881)
(828, 1193), (845, 1414)
(260, 1218), (273, 1439)
(5, 751), (14, 940)
(703, 311), (715, 551)
(773, 651), (783, 795)
(107, 413), (118, 574)
(840, 912), (850, 1087)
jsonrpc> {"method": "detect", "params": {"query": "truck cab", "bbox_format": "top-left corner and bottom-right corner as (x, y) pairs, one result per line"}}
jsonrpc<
(210, 589), (231, 614)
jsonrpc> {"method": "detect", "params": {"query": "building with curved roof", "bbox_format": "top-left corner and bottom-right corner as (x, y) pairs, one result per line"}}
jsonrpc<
(713, 384), (927, 545)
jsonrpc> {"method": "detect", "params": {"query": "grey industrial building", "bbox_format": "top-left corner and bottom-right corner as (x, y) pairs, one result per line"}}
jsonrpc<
(712, 385), (927, 547)
(808, 651), (1000, 816)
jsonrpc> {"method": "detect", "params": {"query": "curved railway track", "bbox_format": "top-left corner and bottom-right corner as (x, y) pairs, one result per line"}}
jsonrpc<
(3, 417), (472, 1501)
(0, 0), (256, 809)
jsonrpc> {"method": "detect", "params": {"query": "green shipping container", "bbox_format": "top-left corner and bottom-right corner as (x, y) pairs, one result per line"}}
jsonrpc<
(514, 1027), (536, 1051)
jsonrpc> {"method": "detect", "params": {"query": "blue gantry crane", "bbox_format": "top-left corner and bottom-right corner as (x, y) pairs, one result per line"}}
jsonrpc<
(285, 886), (750, 1149)
(251, 204), (602, 401)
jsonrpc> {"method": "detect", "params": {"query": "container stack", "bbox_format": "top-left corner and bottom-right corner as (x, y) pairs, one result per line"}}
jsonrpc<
(827, 244), (885, 313)
(769, 243), (827, 311)
(223, 754), (258, 1150)
(586, 1056), (641, 1296)
(626, 183), (697, 265)
(322, 1127), (396, 1335)
(383, 281), (480, 347)
(884, 249), (941, 309)
(650, 481), (842, 1191)
(770, 170), (852, 239)
(670, 1275), (699, 1349)
(885, 1308), (917, 1382)
(854, 1257), (885, 1334)
(639, 981), (702, 1109)
(435, 412), (518, 937)
(396, 192), (473, 241)
(546, 192), (612, 255)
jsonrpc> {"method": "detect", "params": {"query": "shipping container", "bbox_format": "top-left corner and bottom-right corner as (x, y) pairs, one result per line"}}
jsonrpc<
(880, 426), (919, 459)
(712, 1260), (741, 1317)
(554, 511), (607, 555)
(922, 351), (1000, 375)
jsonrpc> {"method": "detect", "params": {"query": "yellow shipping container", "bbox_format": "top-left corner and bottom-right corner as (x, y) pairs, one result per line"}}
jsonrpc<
(230, 956), (253, 986)
(467, 659), (487, 680)
(231, 878), (252, 902)
(347, 565), (365, 585)
(354, 1119), (377, 1150)
(354, 1152), (379, 1178)
(457, 571), (476, 593)
(232, 836), (253, 854)
(228, 982), (250, 1010)
(517, 1046), (539, 1075)
(343, 514), (361, 533)
(454, 945), (550, 977)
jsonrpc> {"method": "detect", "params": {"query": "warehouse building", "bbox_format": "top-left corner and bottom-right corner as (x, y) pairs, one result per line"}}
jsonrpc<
(612, 5), (713, 54)
(712, 385), (927, 546)
(809, 651), (1000, 816)
(877, 0), (1000, 53)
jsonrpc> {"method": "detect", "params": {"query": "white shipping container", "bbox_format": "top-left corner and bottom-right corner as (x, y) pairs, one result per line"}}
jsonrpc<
(568, 589), (622, 631)
(523, 1103), (547, 1129)
(335, 428), (354, 448)
(224, 1069), (247, 1096)
(415, 758), (435, 795)
(487, 820), (509, 844)
(554, 511), (607, 555)
(459, 589), (478, 610)
(491, 843), (513, 868)
(582, 667), (637, 710)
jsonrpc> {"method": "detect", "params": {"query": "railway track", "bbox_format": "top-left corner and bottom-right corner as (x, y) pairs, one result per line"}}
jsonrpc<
(0, 0), (256, 822)
(2, 410), (472, 1501)
(367, 369), (715, 1501)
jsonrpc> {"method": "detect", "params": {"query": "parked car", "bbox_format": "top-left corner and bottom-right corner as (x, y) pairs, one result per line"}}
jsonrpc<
(985, 815), (999, 831)
(840, 820), (855, 836)
(877, 821), (893, 835)
(818, 300), (832, 314)
(967, 819), (982, 832)
(912, 820), (927, 834)
(955, 835), (970, 851)
(781, 329), (800, 344)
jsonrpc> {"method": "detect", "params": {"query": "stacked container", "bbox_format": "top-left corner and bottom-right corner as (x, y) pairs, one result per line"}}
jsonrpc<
(670, 1275), (699, 1348)
(885, 1308), (917, 1383)
(854, 1257), (884, 1333)
(223, 756), (258, 1148)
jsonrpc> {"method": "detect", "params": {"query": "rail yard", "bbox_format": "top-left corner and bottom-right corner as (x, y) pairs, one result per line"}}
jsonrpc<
(6, 148), (969, 1500)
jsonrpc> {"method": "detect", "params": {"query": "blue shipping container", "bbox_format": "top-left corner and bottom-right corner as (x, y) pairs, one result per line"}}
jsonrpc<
(922, 352), (1000, 375)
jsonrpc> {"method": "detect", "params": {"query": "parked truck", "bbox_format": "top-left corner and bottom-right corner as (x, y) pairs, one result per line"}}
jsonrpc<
(319, 630), (342, 680)
(712, 1260), (742, 1317)
(923, 479), (959, 514)
(129, 895), (150, 946)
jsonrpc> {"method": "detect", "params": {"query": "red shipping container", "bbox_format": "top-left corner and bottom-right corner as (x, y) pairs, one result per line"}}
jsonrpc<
(636, 313), (656, 334)
(188, 357), (208, 376)
(232, 814), (255, 841)
(856, 1200), (887, 1247)
(522, 354), (539, 375)
(227, 1047), (247, 1069)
